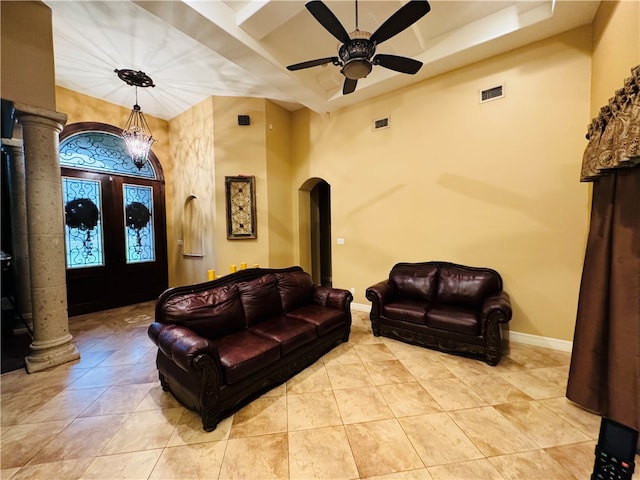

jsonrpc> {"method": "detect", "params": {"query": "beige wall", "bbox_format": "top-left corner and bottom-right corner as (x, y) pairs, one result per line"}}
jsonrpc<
(292, 26), (593, 341)
(168, 98), (215, 285)
(591, 1), (640, 117)
(265, 100), (295, 268)
(1, 1), (56, 110)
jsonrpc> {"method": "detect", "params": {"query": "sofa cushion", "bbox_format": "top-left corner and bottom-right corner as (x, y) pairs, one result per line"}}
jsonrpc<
(161, 284), (245, 338)
(276, 271), (313, 312)
(251, 315), (318, 356)
(426, 305), (480, 336)
(382, 299), (429, 325)
(286, 304), (347, 336)
(211, 330), (281, 384)
(390, 264), (438, 302)
(437, 266), (501, 308)
(237, 274), (283, 327)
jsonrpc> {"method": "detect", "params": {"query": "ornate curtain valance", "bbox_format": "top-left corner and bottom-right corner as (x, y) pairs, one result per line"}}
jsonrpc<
(580, 65), (640, 182)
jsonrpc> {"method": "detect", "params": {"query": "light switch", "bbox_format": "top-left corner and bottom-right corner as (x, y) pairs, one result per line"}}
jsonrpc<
(337, 238), (345, 245)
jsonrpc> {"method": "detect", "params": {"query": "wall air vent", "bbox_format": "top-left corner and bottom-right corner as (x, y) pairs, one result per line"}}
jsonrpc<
(373, 116), (390, 131)
(480, 84), (504, 103)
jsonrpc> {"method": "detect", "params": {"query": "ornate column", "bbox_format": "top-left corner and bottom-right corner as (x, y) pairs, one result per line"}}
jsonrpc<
(15, 102), (80, 372)
(1, 135), (33, 331)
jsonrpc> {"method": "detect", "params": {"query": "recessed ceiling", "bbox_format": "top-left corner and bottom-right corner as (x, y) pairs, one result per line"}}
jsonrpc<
(44, 0), (600, 121)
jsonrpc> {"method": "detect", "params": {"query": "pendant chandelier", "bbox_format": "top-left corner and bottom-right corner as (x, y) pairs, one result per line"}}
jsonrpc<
(115, 69), (155, 170)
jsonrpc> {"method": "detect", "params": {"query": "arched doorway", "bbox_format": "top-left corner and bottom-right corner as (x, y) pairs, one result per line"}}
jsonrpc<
(59, 122), (168, 316)
(300, 178), (332, 286)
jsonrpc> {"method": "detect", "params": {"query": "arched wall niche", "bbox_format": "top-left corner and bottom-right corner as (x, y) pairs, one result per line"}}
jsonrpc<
(182, 195), (203, 257)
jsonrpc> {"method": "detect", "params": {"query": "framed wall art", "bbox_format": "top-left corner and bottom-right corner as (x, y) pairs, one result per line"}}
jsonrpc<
(225, 175), (257, 239)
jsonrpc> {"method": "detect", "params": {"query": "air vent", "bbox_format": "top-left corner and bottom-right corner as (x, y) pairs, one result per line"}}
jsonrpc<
(373, 116), (390, 131)
(480, 84), (504, 103)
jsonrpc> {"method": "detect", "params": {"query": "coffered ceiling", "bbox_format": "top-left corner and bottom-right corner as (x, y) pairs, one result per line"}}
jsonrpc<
(44, 0), (600, 120)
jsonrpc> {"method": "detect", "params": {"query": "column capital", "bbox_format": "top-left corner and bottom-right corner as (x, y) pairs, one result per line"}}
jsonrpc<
(14, 102), (67, 132)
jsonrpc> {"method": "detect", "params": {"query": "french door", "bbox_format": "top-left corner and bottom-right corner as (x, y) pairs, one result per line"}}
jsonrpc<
(59, 124), (167, 316)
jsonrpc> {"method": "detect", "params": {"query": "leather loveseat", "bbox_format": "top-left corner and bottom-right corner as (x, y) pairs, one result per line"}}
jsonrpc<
(366, 261), (512, 365)
(148, 266), (352, 431)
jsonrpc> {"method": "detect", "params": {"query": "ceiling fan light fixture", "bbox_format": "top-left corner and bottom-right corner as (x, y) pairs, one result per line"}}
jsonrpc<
(341, 59), (372, 80)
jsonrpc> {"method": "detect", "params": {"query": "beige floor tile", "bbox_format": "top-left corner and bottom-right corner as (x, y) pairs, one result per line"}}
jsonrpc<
(538, 397), (601, 439)
(26, 414), (128, 465)
(345, 419), (424, 478)
(505, 344), (571, 369)
(428, 458), (505, 480)
(113, 362), (159, 386)
(545, 441), (597, 480)
(166, 411), (232, 446)
(6, 458), (93, 480)
(398, 357), (455, 381)
(363, 468), (433, 480)
(22, 387), (107, 423)
(100, 408), (183, 454)
(229, 395), (288, 438)
(0, 301), (614, 480)
(495, 400), (591, 448)
(528, 365), (570, 388)
(398, 412), (483, 467)
(496, 370), (566, 399)
(364, 360), (416, 385)
(286, 361), (332, 394)
(1, 420), (70, 469)
(79, 383), (154, 417)
(377, 382), (442, 418)
(1, 467), (20, 479)
(380, 337), (439, 360)
(149, 442), (227, 480)
(322, 344), (362, 367)
(135, 385), (184, 412)
(287, 391), (342, 431)
(488, 449), (576, 479)
(80, 449), (162, 479)
(0, 386), (64, 426)
(459, 373), (531, 405)
(67, 366), (127, 389)
(288, 426), (359, 480)
(353, 343), (397, 363)
(219, 433), (289, 479)
(448, 406), (539, 456)
(436, 355), (495, 378)
(334, 386), (394, 424)
(420, 377), (489, 411)
(326, 362), (374, 390)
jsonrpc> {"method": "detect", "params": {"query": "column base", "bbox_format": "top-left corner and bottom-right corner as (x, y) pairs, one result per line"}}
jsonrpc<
(25, 334), (80, 373)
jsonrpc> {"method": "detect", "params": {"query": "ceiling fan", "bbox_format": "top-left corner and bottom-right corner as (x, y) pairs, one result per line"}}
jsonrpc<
(287, 0), (431, 95)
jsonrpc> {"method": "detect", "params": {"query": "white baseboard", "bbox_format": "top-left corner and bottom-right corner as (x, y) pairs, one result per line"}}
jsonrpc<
(351, 302), (370, 313)
(507, 330), (573, 352)
(350, 302), (573, 352)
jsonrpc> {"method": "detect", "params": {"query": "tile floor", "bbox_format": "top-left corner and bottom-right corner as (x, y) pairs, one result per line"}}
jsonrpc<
(1, 302), (638, 479)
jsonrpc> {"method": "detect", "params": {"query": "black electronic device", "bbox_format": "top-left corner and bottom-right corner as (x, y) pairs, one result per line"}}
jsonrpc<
(591, 417), (638, 480)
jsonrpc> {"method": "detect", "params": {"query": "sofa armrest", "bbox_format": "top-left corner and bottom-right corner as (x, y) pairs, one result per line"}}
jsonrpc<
(365, 280), (395, 317)
(482, 291), (512, 323)
(148, 322), (221, 373)
(311, 286), (353, 312)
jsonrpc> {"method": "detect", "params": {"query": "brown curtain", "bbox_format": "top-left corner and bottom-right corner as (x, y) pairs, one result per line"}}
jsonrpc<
(567, 65), (640, 447)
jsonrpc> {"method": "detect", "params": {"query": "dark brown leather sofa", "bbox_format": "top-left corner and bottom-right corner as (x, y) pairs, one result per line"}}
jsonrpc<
(148, 266), (352, 431)
(366, 261), (512, 365)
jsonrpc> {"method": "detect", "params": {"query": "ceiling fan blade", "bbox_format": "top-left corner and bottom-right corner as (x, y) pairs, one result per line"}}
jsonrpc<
(373, 54), (423, 74)
(287, 57), (340, 71)
(305, 0), (351, 44)
(343, 78), (358, 95)
(369, 0), (431, 45)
